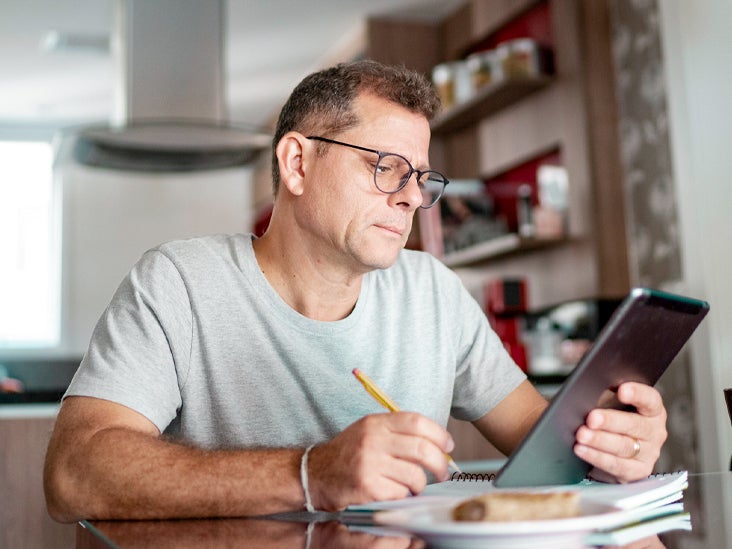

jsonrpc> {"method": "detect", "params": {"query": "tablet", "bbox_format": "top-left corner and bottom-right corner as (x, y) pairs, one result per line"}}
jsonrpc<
(493, 287), (709, 488)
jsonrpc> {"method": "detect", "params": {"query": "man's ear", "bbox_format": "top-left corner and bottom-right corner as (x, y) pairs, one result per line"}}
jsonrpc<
(276, 132), (308, 197)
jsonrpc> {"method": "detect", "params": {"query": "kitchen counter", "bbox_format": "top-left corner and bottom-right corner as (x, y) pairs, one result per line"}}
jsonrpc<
(0, 402), (60, 418)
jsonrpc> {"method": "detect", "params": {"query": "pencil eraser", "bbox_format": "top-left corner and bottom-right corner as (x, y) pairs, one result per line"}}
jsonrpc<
(352, 368), (360, 376)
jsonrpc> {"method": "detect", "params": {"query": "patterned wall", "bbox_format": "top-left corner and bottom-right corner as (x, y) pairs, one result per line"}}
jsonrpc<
(609, 1), (704, 544)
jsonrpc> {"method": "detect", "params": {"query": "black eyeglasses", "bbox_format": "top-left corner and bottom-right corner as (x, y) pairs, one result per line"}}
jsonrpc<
(307, 136), (449, 209)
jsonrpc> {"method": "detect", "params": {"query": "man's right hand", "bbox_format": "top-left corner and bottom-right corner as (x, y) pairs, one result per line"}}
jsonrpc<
(305, 412), (455, 512)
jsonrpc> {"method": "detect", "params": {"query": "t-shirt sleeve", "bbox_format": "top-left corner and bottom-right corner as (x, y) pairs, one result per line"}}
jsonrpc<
(446, 272), (527, 422)
(64, 249), (192, 432)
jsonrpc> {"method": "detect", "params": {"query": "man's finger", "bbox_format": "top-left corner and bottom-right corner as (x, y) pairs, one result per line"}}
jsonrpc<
(385, 412), (455, 454)
(617, 382), (664, 417)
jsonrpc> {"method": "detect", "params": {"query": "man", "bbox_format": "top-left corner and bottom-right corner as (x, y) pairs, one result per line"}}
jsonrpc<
(44, 60), (667, 522)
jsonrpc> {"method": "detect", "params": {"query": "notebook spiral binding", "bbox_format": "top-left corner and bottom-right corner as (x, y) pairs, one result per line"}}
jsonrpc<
(647, 470), (685, 479)
(450, 472), (496, 482)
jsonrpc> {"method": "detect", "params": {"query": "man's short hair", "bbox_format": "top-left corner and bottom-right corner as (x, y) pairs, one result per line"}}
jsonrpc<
(270, 59), (440, 195)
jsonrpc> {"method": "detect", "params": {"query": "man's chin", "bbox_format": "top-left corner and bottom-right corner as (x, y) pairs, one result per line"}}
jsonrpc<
(359, 247), (402, 271)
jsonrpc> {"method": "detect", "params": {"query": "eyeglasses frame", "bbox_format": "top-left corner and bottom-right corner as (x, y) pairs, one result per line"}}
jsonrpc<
(306, 135), (449, 209)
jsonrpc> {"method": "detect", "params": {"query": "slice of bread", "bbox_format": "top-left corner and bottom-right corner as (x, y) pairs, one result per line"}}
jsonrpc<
(452, 491), (580, 522)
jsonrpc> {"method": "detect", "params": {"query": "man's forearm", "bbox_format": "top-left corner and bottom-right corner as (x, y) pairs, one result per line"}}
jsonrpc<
(44, 427), (305, 522)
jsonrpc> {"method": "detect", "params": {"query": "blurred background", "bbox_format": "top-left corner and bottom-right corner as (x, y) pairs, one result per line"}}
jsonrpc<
(1, 1), (730, 547)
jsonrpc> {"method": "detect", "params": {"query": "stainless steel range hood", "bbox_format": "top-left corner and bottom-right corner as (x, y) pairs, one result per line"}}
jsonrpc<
(71, 0), (271, 171)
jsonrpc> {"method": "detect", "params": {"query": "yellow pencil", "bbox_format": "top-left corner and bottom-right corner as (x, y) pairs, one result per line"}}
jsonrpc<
(352, 368), (462, 474)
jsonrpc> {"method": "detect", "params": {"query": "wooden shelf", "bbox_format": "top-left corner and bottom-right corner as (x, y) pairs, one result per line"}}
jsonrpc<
(442, 233), (568, 268)
(367, 0), (630, 307)
(430, 75), (554, 135)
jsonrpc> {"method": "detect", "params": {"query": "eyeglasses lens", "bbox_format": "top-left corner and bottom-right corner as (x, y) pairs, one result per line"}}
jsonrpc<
(375, 154), (446, 208)
(374, 154), (409, 193)
(420, 172), (447, 208)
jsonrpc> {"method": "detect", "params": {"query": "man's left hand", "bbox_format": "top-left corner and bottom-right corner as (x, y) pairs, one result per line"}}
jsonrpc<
(574, 382), (668, 483)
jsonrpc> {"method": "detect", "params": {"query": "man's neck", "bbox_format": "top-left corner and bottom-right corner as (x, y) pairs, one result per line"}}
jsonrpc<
(252, 230), (364, 322)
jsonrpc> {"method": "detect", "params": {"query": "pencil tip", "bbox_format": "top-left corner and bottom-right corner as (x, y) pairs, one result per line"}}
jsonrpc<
(449, 458), (463, 474)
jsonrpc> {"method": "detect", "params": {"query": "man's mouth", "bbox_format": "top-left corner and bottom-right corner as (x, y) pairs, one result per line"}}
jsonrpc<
(375, 224), (405, 237)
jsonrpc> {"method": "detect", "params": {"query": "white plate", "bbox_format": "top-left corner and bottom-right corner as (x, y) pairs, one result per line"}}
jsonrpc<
(374, 500), (631, 549)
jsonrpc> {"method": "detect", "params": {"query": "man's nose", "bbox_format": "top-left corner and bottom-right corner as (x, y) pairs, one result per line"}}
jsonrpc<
(391, 173), (424, 210)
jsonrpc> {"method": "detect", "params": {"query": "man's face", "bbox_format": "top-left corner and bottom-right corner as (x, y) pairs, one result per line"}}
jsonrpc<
(296, 93), (432, 274)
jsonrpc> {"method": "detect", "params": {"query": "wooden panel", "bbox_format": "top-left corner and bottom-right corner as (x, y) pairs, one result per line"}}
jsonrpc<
(577, 0), (631, 295)
(475, 85), (563, 180)
(428, 133), (449, 174)
(453, 240), (598, 309)
(443, 235), (569, 268)
(443, 126), (480, 178)
(543, 0), (595, 241)
(441, 2), (473, 59)
(442, 0), (545, 59)
(431, 76), (554, 135)
(0, 414), (75, 549)
(366, 17), (442, 74)
(469, 0), (546, 47)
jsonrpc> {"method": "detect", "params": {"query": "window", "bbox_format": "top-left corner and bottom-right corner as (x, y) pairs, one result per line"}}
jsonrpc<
(0, 140), (60, 348)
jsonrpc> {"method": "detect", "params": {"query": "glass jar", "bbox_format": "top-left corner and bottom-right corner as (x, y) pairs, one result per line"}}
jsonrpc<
(496, 38), (541, 79)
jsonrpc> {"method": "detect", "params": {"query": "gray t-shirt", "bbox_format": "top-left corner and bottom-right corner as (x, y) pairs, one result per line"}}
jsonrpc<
(66, 234), (525, 449)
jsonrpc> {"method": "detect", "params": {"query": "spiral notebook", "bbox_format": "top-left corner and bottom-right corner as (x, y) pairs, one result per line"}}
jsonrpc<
(418, 470), (688, 510)
(342, 470), (688, 519)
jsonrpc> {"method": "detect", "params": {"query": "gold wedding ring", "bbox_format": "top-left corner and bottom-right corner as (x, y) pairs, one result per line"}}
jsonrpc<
(630, 438), (641, 459)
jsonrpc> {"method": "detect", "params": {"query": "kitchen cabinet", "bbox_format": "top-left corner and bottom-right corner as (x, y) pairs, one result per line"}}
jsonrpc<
(0, 407), (75, 548)
(367, 0), (629, 306)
